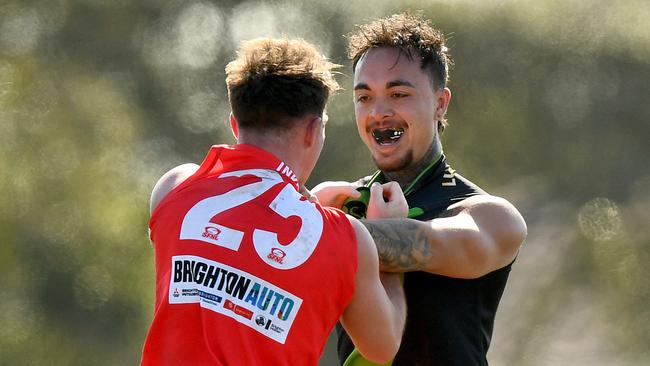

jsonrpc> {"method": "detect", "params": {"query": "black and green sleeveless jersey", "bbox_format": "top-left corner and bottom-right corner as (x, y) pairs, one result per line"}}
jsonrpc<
(336, 155), (513, 366)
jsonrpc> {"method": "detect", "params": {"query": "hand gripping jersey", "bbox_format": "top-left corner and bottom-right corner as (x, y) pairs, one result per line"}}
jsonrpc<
(337, 155), (513, 366)
(141, 144), (357, 366)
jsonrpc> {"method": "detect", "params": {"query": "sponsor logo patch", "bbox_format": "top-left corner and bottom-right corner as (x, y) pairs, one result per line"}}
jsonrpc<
(267, 247), (286, 264)
(202, 226), (222, 240)
(169, 255), (302, 344)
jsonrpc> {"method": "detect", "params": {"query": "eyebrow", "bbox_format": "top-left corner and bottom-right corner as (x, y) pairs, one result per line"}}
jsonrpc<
(353, 82), (371, 91)
(387, 79), (415, 88)
(353, 79), (416, 91)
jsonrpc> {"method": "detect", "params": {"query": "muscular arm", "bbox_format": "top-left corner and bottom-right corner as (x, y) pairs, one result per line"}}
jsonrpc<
(363, 195), (527, 279)
(363, 219), (432, 273)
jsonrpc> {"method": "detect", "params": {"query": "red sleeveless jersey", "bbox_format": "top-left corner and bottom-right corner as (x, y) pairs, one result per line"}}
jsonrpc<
(141, 144), (358, 366)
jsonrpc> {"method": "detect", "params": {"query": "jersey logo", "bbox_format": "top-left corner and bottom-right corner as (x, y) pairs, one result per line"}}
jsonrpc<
(275, 161), (298, 182)
(202, 226), (222, 240)
(179, 169), (324, 270)
(267, 248), (286, 264)
(442, 167), (457, 187)
(170, 255), (303, 344)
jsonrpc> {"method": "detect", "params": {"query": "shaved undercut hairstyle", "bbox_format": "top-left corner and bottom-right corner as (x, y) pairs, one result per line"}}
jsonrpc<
(226, 38), (340, 132)
(347, 12), (453, 131)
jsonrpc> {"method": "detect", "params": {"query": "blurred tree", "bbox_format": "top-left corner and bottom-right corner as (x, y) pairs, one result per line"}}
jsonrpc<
(0, 0), (648, 365)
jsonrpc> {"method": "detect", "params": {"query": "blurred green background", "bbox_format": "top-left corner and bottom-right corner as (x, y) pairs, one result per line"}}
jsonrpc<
(1, 0), (649, 365)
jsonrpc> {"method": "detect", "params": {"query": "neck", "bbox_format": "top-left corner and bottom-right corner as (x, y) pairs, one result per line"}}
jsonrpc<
(384, 140), (442, 190)
(237, 132), (306, 183)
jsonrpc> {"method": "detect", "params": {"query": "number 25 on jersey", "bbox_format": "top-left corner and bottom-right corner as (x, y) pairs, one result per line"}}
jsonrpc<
(179, 169), (323, 270)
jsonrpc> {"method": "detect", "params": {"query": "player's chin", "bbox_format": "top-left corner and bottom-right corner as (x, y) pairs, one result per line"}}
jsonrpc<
(372, 150), (413, 172)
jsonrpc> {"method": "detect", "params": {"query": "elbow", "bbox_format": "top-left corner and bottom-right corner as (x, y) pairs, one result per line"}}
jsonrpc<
(364, 354), (394, 364)
(377, 345), (400, 364)
(361, 335), (402, 364)
(364, 351), (395, 364)
(384, 328), (404, 362)
(383, 332), (402, 363)
(358, 321), (404, 364)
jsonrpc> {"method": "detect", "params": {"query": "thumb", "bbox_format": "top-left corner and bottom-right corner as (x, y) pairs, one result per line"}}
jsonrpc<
(343, 186), (362, 199)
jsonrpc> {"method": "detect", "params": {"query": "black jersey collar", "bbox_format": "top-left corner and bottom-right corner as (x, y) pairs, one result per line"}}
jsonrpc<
(365, 155), (444, 193)
(363, 155), (445, 218)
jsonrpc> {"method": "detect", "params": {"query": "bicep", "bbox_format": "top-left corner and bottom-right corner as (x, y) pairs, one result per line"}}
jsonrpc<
(426, 196), (527, 277)
(425, 213), (491, 277)
(341, 220), (382, 336)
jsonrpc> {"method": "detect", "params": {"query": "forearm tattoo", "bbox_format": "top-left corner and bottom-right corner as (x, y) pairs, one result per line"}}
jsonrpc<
(362, 219), (433, 272)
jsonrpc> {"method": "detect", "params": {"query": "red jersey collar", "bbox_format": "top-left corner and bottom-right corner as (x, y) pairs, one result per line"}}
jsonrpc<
(203, 144), (300, 191)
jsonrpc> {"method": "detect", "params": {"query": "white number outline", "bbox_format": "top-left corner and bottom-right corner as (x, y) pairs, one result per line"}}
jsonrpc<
(179, 169), (323, 270)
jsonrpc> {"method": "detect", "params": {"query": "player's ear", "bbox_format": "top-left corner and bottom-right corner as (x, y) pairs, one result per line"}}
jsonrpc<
(229, 113), (239, 140)
(303, 116), (323, 147)
(435, 87), (452, 121)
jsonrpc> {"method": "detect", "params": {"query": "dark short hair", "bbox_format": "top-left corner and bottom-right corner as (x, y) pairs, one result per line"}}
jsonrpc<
(347, 12), (453, 131)
(226, 38), (339, 132)
(347, 12), (452, 90)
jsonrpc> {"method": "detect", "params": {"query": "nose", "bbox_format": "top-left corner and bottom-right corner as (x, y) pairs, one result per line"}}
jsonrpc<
(369, 98), (394, 121)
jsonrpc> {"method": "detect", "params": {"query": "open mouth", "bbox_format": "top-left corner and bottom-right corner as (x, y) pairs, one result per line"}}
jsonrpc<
(372, 127), (404, 145)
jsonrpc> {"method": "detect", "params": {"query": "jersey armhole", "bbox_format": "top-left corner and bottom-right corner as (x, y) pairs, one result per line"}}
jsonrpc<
(149, 146), (224, 241)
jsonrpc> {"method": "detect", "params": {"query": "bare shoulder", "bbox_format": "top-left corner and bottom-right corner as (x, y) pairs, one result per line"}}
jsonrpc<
(150, 163), (199, 214)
